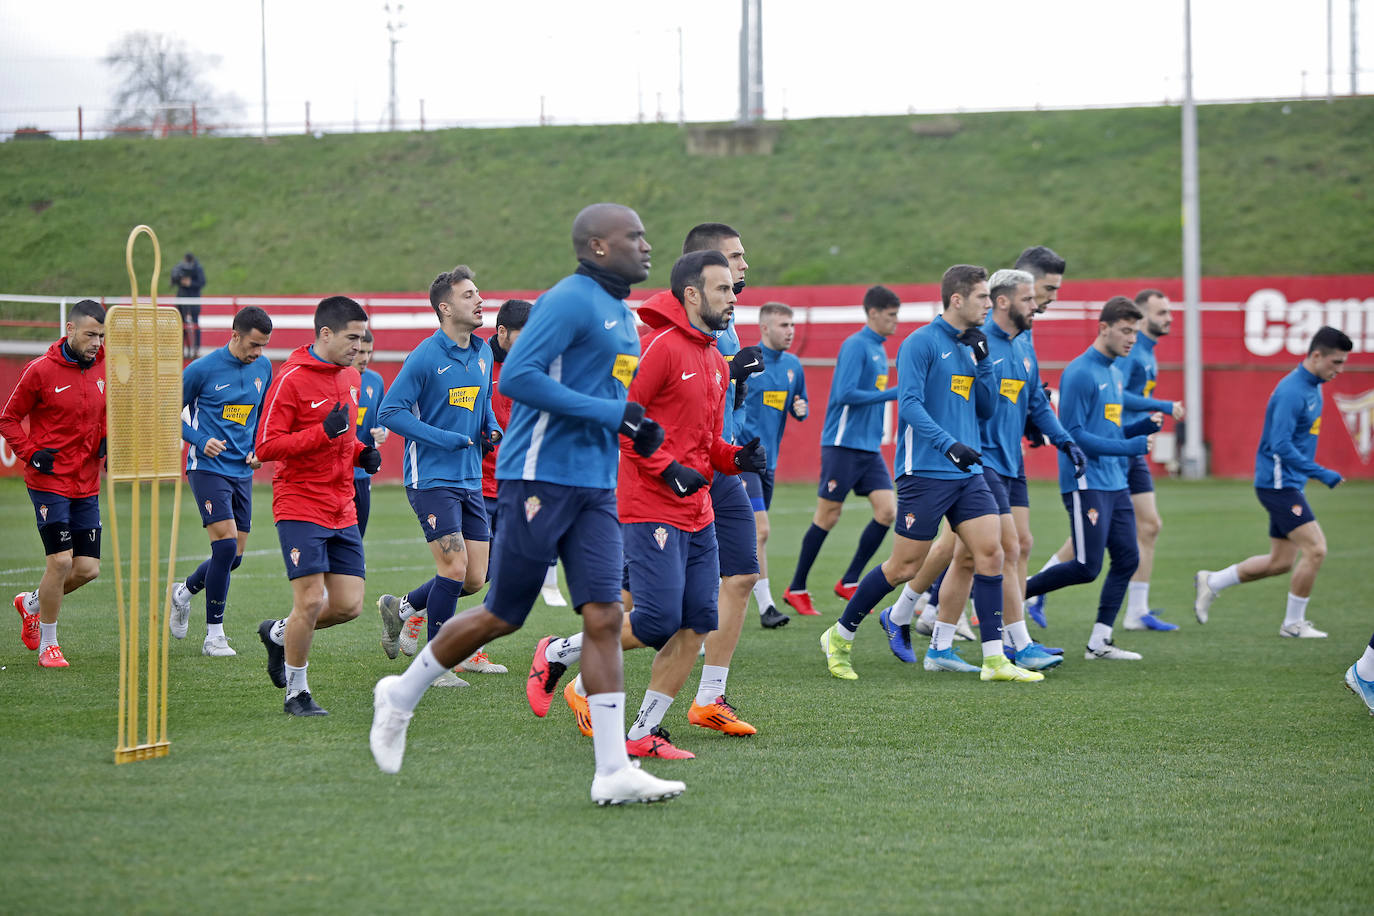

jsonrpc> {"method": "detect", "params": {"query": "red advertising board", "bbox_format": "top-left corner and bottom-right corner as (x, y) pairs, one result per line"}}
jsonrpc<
(3, 275), (1371, 483)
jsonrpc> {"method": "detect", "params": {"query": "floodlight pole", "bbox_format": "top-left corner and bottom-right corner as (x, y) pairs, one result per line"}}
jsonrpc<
(1181, 0), (1205, 479)
(260, 0), (268, 138)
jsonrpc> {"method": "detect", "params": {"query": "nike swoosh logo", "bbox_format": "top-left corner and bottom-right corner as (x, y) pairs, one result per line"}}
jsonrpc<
(604, 320), (618, 329)
(215, 383), (230, 390)
(437, 366), (450, 374)
(940, 352), (951, 359)
(673, 480), (687, 493)
(55, 385), (70, 392)
(681, 372), (696, 380)
(311, 399), (329, 408)
(1099, 383), (1108, 390)
(992, 359), (1004, 366)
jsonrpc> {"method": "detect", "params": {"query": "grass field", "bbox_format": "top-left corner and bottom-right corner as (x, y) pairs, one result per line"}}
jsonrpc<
(1, 475), (1371, 914)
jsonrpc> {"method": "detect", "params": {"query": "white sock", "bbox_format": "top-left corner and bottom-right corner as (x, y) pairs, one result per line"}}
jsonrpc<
(1089, 623), (1113, 650)
(543, 564), (558, 588)
(589, 692), (631, 775)
(981, 639), (1003, 661)
(890, 584), (920, 625)
(1039, 554), (1061, 575)
(571, 673), (586, 697)
(391, 643), (445, 712)
(917, 599), (938, 628)
(752, 577), (774, 612)
(1126, 582), (1150, 619)
(932, 621), (955, 651)
(1208, 564), (1241, 592)
(834, 621), (856, 640)
(207, 622), (225, 640)
(39, 621), (57, 651)
(285, 663), (308, 698)
(627, 689), (673, 741)
(695, 665), (728, 706)
(269, 618), (287, 645)
(546, 633), (582, 665)
(1007, 619), (1032, 651)
(1283, 593), (1310, 627)
(1356, 647), (1374, 681)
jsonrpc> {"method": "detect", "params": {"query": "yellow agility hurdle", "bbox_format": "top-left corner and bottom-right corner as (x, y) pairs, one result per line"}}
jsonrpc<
(108, 225), (184, 764)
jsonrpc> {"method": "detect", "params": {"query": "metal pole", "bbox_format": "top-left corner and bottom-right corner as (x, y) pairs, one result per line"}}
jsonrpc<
(1328, 0), (1334, 100)
(752, 0), (763, 120)
(260, 0), (268, 138)
(738, 0), (749, 123)
(1181, 0), (1205, 479)
(1354, 0), (1360, 94)
(677, 27), (685, 127)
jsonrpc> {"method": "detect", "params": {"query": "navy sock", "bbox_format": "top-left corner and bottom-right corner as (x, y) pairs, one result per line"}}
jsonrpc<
(426, 576), (463, 641)
(406, 577), (435, 612)
(930, 568), (948, 602)
(842, 520), (890, 585)
(789, 524), (830, 592)
(972, 573), (1004, 644)
(230, 554), (242, 571)
(204, 537), (237, 626)
(186, 558), (210, 594)
(839, 565), (895, 632)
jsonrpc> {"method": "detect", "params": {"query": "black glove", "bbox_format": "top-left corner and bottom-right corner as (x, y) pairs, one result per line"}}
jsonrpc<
(660, 461), (708, 498)
(358, 446), (382, 474)
(733, 378), (748, 412)
(957, 327), (989, 362)
(729, 346), (764, 382)
(30, 447), (59, 475)
(1024, 415), (1046, 447)
(944, 442), (981, 472)
(322, 401), (349, 439)
(1124, 415), (1162, 438)
(96, 437), (107, 459)
(734, 436), (767, 474)
(479, 429), (502, 457)
(619, 402), (665, 457)
(1059, 440), (1087, 478)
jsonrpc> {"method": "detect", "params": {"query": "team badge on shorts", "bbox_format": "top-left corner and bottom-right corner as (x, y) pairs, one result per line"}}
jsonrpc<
(38, 504), (48, 522)
(289, 547), (301, 567)
(653, 526), (669, 550)
(524, 496), (541, 522)
(255, 377), (264, 393)
(1087, 508), (1099, 526)
(204, 500), (213, 515)
(97, 378), (105, 393)
(1291, 504), (1303, 517)
(904, 512), (915, 530)
(427, 513), (437, 529)
(827, 479), (837, 493)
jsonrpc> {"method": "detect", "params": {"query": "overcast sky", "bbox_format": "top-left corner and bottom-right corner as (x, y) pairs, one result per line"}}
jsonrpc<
(1, 1), (1368, 136)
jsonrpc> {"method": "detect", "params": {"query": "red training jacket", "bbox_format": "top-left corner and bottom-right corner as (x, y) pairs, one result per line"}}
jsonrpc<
(0, 339), (106, 498)
(617, 291), (741, 532)
(481, 343), (511, 500)
(256, 346), (365, 528)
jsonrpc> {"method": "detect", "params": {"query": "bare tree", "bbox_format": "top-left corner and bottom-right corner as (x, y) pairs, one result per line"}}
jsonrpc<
(103, 31), (238, 136)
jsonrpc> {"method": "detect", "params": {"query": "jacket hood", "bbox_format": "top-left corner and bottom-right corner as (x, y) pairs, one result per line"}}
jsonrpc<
(638, 290), (714, 344)
(45, 338), (103, 368)
(284, 344), (347, 372)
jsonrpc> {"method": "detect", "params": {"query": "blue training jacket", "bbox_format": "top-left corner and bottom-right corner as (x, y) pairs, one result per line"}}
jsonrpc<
(1115, 333), (1174, 426)
(737, 343), (807, 473)
(1254, 365), (1338, 490)
(714, 316), (746, 444)
(979, 318), (1071, 478)
(182, 345), (272, 478)
(496, 272), (640, 490)
(353, 367), (386, 480)
(820, 325), (898, 452)
(1055, 346), (1151, 493)
(379, 328), (498, 490)
(893, 315), (997, 480)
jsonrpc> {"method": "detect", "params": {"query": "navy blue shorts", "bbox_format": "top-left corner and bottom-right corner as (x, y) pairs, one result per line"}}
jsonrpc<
(1255, 487), (1317, 539)
(484, 481), (623, 627)
(188, 470), (253, 531)
(818, 446), (892, 501)
(709, 473), (759, 577)
(1058, 487), (1138, 575)
(405, 486), (490, 543)
(625, 521), (720, 650)
(27, 488), (101, 557)
(275, 520), (365, 580)
(1007, 472), (1030, 509)
(1126, 454), (1154, 495)
(982, 467), (1011, 515)
(740, 468), (775, 511)
(484, 494), (501, 540)
(894, 473), (998, 541)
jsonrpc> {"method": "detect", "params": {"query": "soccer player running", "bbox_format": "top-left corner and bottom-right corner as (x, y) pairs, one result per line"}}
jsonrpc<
(1022, 297), (1162, 661)
(738, 302), (808, 627)
(369, 203), (684, 806)
(352, 329), (389, 538)
(170, 305), (273, 657)
(374, 266), (503, 686)
(539, 249), (764, 757)
(1346, 630), (1374, 716)
(1194, 326), (1351, 638)
(878, 270), (1084, 672)
(254, 296), (381, 716)
(821, 265), (1041, 683)
(3, 299), (106, 668)
(784, 286), (901, 616)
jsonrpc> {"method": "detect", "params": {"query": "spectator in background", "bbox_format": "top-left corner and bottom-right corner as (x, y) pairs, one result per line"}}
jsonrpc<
(172, 252), (207, 358)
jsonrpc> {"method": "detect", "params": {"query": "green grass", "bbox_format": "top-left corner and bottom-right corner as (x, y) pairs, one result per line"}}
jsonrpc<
(1, 476), (1371, 913)
(2, 99), (1373, 300)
